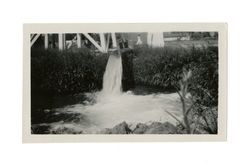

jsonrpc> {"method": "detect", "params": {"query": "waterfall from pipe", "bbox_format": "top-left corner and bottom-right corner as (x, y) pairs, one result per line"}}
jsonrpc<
(36, 51), (183, 134)
(101, 53), (123, 96)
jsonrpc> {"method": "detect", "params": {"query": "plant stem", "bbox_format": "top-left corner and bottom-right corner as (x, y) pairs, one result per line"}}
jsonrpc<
(181, 97), (191, 134)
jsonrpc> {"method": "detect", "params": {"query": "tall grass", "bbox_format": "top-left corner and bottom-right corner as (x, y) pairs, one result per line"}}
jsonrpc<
(133, 46), (218, 134)
(32, 46), (218, 103)
(31, 48), (108, 96)
(31, 48), (135, 96)
(133, 45), (218, 107)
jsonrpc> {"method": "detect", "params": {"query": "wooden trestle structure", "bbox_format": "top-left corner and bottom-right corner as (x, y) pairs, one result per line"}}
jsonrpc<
(30, 33), (165, 52)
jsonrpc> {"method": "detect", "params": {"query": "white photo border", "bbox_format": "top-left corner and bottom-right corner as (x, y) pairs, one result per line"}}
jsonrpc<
(23, 23), (227, 143)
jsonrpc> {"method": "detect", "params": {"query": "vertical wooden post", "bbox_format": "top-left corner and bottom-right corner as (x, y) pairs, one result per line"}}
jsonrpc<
(100, 33), (106, 52)
(44, 34), (49, 49)
(111, 33), (117, 48)
(105, 33), (110, 52)
(58, 33), (63, 50)
(147, 32), (153, 46)
(151, 32), (164, 47)
(77, 33), (81, 48)
(58, 33), (65, 50)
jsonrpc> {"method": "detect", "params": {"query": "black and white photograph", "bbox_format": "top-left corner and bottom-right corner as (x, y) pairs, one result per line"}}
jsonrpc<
(23, 23), (227, 142)
(3, 0), (250, 164)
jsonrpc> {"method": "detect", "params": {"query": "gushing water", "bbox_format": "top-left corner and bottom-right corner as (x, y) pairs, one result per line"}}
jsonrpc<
(34, 53), (183, 134)
(101, 53), (123, 96)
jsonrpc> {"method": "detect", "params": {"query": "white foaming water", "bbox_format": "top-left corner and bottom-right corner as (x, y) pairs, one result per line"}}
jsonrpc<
(43, 53), (183, 133)
(101, 53), (123, 97)
(49, 91), (182, 133)
(82, 91), (182, 128)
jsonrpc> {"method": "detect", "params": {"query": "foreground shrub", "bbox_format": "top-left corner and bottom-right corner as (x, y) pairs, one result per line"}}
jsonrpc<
(31, 48), (108, 96)
(31, 48), (135, 97)
(133, 45), (218, 107)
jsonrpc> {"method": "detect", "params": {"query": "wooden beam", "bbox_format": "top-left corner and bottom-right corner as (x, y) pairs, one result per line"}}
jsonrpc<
(83, 33), (103, 52)
(151, 32), (164, 47)
(77, 33), (81, 48)
(111, 33), (117, 48)
(105, 33), (110, 52)
(66, 41), (72, 49)
(58, 33), (66, 50)
(44, 34), (49, 49)
(100, 33), (106, 52)
(31, 34), (41, 47)
(67, 35), (77, 49)
(30, 34), (35, 40)
(147, 32), (153, 46)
